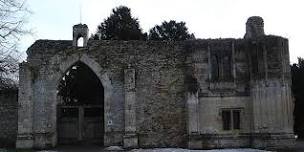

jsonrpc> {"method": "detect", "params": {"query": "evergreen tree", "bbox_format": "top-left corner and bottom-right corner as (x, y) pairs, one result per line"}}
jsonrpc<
(292, 58), (304, 138)
(148, 20), (195, 41)
(92, 6), (146, 40)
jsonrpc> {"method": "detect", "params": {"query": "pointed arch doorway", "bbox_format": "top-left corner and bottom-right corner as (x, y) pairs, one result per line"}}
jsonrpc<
(57, 61), (104, 145)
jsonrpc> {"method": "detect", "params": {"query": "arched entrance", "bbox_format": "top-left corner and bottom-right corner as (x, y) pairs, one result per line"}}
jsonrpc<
(56, 61), (104, 145)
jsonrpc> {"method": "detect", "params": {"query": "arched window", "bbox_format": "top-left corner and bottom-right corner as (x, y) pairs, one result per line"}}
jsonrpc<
(77, 37), (84, 47)
(72, 24), (88, 47)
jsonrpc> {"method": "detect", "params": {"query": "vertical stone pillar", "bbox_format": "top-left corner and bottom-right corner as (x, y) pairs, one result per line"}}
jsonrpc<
(187, 91), (200, 149)
(207, 45), (212, 81)
(231, 41), (236, 80)
(78, 107), (84, 141)
(123, 67), (138, 148)
(251, 82), (295, 149)
(16, 62), (34, 149)
(251, 82), (263, 133)
(250, 37), (295, 149)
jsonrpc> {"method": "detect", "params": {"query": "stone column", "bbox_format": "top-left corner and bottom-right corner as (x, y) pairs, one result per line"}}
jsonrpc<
(187, 91), (201, 149)
(78, 107), (84, 141)
(251, 81), (295, 149)
(16, 62), (34, 149)
(123, 67), (138, 148)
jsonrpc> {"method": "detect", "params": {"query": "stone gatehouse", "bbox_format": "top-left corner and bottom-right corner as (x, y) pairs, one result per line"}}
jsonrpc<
(15, 16), (294, 149)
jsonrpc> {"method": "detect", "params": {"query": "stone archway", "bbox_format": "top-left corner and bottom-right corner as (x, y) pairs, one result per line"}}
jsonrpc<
(50, 53), (113, 147)
(56, 61), (104, 145)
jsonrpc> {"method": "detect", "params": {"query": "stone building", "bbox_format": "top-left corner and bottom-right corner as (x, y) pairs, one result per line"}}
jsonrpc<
(15, 16), (294, 149)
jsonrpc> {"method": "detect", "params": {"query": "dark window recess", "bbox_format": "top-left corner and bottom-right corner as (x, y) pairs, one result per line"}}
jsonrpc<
(210, 53), (232, 81)
(84, 108), (102, 117)
(211, 55), (219, 81)
(252, 48), (259, 74)
(222, 109), (241, 130)
(223, 56), (232, 80)
(60, 108), (78, 118)
(233, 110), (241, 129)
(222, 110), (231, 130)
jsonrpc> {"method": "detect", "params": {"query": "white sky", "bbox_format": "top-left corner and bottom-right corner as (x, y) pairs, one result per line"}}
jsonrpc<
(22, 0), (304, 63)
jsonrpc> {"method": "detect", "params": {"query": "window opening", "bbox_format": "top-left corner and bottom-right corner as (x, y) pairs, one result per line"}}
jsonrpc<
(77, 37), (84, 47)
(211, 55), (219, 81)
(222, 109), (241, 130)
(211, 53), (232, 81)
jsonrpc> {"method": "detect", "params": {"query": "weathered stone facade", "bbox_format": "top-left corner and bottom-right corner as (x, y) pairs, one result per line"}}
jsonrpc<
(15, 16), (294, 149)
(0, 88), (18, 147)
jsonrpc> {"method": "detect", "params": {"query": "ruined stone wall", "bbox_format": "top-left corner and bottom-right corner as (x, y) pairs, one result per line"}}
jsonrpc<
(24, 40), (193, 148)
(17, 34), (294, 149)
(25, 39), (251, 148)
(84, 40), (252, 148)
(185, 36), (294, 149)
(131, 43), (188, 147)
(185, 39), (253, 149)
(87, 41), (190, 147)
(248, 36), (294, 149)
(0, 89), (18, 147)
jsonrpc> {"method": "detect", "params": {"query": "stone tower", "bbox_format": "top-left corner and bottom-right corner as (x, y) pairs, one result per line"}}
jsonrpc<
(72, 24), (89, 47)
(244, 16), (265, 39)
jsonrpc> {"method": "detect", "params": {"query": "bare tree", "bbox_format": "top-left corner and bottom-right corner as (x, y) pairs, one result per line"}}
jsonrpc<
(0, 0), (30, 89)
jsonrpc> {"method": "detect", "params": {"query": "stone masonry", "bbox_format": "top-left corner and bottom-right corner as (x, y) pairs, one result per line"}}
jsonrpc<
(15, 16), (295, 150)
(0, 88), (18, 147)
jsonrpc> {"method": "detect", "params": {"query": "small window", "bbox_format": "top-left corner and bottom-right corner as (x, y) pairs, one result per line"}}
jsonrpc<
(77, 37), (84, 47)
(221, 109), (241, 130)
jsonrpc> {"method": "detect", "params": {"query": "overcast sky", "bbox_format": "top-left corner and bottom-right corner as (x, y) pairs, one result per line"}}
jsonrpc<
(22, 0), (304, 63)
